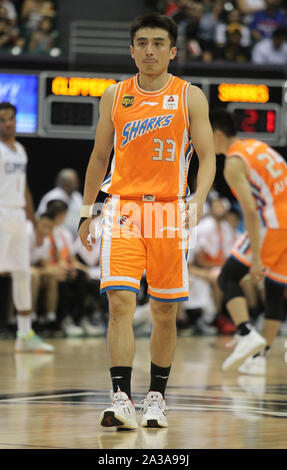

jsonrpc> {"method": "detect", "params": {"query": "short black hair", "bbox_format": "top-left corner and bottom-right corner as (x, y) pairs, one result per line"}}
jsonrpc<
(0, 102), (17, 115)
(209, 109), (236, 137)
(46, 199), (68, 217)
(130, 13), (177, 47)
(39, 212), (55, 221)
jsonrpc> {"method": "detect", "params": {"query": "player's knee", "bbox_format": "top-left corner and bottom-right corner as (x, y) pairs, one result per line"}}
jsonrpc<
(218, 257), (249, 302)
(150, 300), (177, 324)
(265, 278), (285, 321)
(107, 290), (136, 318)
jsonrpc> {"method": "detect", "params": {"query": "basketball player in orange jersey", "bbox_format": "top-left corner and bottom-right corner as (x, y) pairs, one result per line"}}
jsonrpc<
(210, 109), (287, 375)
(78, 13), (216, 430)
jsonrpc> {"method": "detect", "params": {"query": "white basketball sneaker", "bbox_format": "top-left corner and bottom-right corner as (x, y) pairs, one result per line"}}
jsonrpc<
(99, 390), (138, 430)
(14, 330), (54, 353)
(141, 391), (168, 428)
(222, 328), (266, 371)
(238, 354), (266, 376)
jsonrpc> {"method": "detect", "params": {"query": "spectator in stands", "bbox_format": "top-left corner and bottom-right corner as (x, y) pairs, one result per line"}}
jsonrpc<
(249, 0), (287, 42)
(184, 196), (237, 335)
(216, 7), (251, 48)
(0, 4), (21, 50)
(21, 0), (56, 43)
(198, 0), (223, 60)
(47, 200), (102, 337)
(215, 22), (251, 62)
(73, 215), (108, 333)
(28, 212), (61, 328)
(37, 168), (83, 240)
(0, 0), (17, 25)
(225, 208), (241, 236)
(28, 15), (57, 53)
(183, 1), (205, 60)
(252, 25), (287, 63)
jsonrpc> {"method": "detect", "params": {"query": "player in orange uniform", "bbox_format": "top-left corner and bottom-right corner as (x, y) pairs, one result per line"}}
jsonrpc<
(78, 13), (215, 430)
(210, 109), (287, 375)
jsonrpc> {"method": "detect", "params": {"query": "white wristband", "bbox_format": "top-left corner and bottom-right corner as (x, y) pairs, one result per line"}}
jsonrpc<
(80, 204), (94, 218)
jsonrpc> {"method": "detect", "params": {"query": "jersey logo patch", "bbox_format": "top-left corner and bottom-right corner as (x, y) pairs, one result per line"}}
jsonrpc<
(139, 101), (158, 106)
(121, 114), (174, 147)
(122, 95), (134, 108)
(163, 95), (178, 110)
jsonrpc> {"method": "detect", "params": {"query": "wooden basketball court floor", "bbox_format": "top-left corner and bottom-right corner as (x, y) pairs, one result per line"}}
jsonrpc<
(0, 335), (286, 449)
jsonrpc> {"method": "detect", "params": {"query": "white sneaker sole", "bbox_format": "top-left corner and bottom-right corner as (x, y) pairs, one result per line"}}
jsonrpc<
(14, 344), (54, 353)
(238, 363), (266, 376)
(141, 418), (168, 428)
(99, 410), (138, 430)
(222, 337), (266, 371)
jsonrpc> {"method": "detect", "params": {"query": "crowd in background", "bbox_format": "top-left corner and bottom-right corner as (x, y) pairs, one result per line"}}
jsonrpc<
(0, 0), (59, 55)
(1, 0), (287, 63)
(146, 0), (287, 64)
(0, 168), (108, 339)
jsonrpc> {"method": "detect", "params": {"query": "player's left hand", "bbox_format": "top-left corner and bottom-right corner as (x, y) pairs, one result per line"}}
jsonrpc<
(78, 217), (94, 251)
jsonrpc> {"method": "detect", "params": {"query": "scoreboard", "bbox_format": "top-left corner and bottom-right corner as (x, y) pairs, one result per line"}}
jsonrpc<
(38, 71), (124, 139)
(201, 78), (284, 146)
(1, 70), (286, 146)
(37, 71), (287, 146)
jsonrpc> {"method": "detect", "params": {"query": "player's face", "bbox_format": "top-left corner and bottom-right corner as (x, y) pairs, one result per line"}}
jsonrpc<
(54, 212), (67, 227)
(38, 217), (54, 236)
(210, 199), (227, 219)
(0, 109), (16, 139)
(130, 27), (177, 75)
(66, 173), (79, 193)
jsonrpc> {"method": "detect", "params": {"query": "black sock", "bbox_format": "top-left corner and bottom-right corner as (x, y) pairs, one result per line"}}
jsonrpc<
(110, 367), (132, 399)
(149, 362), (171, 398)
(237, 321), (252, 336)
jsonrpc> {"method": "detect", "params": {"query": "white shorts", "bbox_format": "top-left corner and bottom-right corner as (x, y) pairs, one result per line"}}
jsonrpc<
(0, 207), (30, 273)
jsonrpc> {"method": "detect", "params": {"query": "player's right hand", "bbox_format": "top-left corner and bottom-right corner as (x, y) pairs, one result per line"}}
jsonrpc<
(78, 217), (94, 252)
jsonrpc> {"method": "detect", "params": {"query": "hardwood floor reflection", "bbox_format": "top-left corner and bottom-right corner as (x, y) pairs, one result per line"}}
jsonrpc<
(0, 336), (286, 449)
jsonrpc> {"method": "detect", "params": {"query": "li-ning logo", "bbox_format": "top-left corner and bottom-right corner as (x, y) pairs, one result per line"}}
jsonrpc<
(118, 215), (128, 226)
(121, 114), (174, 147)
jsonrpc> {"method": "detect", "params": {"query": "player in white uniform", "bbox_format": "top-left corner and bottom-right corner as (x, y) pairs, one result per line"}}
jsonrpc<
(0, 102), (54, 353)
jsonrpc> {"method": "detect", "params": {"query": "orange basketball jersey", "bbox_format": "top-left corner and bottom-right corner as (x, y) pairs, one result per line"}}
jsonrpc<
(101, 74), (193, 199)
(226, 139), (287, 229)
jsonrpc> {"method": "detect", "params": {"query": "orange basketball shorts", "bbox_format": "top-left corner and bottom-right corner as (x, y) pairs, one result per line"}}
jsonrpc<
(231, 228), (287, 285)
(100, 196), (189, 301)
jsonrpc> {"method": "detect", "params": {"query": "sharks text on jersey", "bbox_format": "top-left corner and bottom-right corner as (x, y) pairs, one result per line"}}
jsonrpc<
(121, 114), (174, 147)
